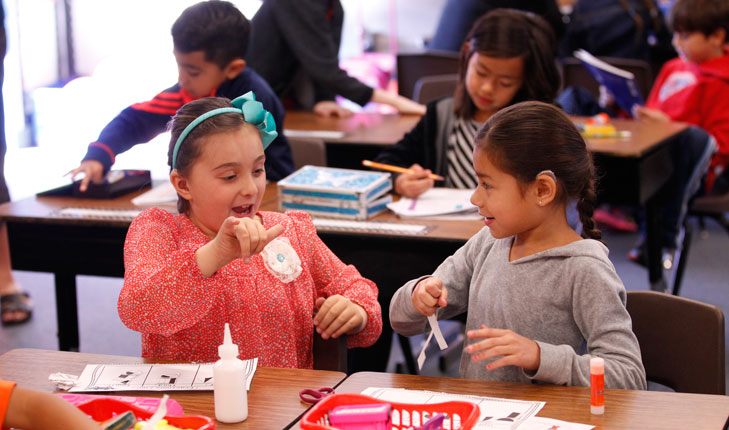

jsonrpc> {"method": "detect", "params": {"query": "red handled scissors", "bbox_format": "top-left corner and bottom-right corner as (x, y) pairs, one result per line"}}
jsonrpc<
(299, 387), (335, 404)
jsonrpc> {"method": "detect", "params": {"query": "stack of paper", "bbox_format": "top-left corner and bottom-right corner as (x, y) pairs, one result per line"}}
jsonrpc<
(387, 188), (479, 220)
(277, 165), (392, 220)
(130, 181), (178, 212)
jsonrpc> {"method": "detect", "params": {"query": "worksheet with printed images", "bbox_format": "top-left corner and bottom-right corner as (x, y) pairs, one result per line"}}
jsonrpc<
(361, 387), (593, 430)
(68, 360), (257, 392)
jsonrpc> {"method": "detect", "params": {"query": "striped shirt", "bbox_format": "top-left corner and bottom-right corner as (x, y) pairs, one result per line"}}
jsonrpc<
(446, 117), (483, 189)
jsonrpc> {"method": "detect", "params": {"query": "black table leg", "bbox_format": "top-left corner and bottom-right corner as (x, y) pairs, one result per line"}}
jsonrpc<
(645, 201), (667, 292)
(54, 272), (79, 351)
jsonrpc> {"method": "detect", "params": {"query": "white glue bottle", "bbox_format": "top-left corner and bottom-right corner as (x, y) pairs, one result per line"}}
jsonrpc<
(214, 323), (248, 423)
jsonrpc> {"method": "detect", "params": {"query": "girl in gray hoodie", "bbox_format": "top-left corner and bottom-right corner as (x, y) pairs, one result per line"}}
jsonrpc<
(390, 101), (646, 389)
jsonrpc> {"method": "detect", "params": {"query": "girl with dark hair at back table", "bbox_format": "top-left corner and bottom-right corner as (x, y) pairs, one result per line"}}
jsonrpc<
(374, 9), (561, 199)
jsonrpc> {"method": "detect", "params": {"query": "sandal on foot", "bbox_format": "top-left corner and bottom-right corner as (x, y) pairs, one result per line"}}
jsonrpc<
(1, 292), (33, 326)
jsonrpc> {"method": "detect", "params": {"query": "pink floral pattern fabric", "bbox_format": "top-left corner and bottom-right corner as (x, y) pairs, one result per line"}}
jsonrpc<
(119, 208), (382, 367)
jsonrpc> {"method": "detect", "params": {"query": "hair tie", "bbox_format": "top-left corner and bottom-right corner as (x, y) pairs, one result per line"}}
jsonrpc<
(172, 91), (278, 169)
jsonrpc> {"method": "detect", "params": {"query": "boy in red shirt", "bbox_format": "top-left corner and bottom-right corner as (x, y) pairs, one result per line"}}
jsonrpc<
(636, 0), (729, 191)
(629, 0), (728, 269)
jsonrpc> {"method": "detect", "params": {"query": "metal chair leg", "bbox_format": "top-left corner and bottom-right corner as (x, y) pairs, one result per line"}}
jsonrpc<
(673, 220), (693, 296)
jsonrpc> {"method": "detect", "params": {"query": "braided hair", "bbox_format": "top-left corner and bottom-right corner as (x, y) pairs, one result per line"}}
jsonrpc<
(475, 101), (602, 241)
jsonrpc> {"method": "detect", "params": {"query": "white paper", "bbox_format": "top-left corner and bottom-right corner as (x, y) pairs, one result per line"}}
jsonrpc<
(141, 394), (169, 430)
(57, 207), (143, 219)
(284, 129), (346, 140)
(387, 188), (478, 218)
(68, 360), (257, 392)
(416, 312), (449, 371)
(361, 387), (545, 429)
(311, 218), (428, 235)
(428, 314), (448, 350)
(519, 417), (594, 430)
(131, 182), (178, 207)
(417, 331), (434, 371)
(48, 373), (79, 390)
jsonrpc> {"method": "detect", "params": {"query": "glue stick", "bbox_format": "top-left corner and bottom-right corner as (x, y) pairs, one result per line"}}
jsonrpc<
(214, 323), (248, 423)
(590, 357), (605, 415)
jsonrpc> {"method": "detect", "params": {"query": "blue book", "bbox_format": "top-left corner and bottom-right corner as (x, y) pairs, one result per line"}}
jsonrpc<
(574, 49), (644, 117)
(277, 165), (392, 220)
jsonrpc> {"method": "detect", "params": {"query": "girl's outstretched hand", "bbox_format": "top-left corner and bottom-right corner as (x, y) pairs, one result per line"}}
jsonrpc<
(230, 217), (285, 262)
(313, 295), (368, 339)
(196, 217), (285, 277)
(394, 164), (434, 198)
(466, 325), (540, 371)
(411, 276), (448, 316)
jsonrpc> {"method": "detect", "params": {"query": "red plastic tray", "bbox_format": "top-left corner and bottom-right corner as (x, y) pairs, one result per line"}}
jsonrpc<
(76, 398), (215, 430)
(300, 393), (479, 430)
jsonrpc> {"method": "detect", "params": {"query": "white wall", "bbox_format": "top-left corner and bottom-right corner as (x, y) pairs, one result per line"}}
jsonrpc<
(2, 0), (447, 198)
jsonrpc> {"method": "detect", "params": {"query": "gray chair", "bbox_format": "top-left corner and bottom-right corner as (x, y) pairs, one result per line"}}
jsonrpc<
(413, 73), (459, 104)
(673, 188), (729, 295)
(560, 56), (654, 99)
(397, 51), (460, 100)
(626, 290), (725, 394)
(288, 137), (327, 169)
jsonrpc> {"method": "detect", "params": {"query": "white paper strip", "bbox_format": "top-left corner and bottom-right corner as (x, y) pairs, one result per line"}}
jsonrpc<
(428, 313), (448, 350)
(417, 331), (434, 370)
(416, 311), (449, 370)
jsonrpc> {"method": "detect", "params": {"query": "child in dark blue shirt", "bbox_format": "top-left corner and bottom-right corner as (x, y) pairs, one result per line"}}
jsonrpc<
(69, 1), (294, 191)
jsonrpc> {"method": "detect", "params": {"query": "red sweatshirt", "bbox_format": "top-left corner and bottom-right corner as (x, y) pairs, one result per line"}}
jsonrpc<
(646, 49), (729, 190)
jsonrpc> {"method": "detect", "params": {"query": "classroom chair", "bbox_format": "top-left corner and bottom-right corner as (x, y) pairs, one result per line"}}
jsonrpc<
(313, 332), (347, 372)
(413, 74), (459, 104)
(396, 51), (460, 100)
(673, 188), (729, 295)
(288, 137), (327, 169)
(626, 290), (725, 395)
(559, 56), (654, 100)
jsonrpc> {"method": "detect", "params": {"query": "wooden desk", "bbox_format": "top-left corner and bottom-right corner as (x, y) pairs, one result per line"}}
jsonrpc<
(0, 184), (482, 354)
(285, 111), (421, 169)
(0, 348), (346, 430)
(300, 371), (729, 430)
(285, 111), (420, 147)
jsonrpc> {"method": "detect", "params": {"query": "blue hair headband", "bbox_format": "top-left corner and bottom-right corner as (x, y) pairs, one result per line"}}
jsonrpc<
(172, 91), (278, 169)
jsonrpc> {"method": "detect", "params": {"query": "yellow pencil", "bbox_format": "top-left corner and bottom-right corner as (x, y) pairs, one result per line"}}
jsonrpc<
(362, 160), (445, 181)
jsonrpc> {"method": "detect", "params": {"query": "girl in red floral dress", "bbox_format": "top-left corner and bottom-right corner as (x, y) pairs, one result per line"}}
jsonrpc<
(119, 92), (382, 366)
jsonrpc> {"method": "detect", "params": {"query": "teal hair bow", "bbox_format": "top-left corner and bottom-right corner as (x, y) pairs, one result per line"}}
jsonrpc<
(172, 91), (278, 169)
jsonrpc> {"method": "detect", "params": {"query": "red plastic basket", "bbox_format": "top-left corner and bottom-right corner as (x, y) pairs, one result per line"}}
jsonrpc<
(76, 398), (216, 430)
(300, 393), (480, 430)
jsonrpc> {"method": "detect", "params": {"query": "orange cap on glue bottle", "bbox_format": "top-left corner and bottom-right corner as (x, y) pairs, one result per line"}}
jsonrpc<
(590, 357), (605, 415)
